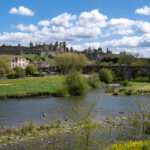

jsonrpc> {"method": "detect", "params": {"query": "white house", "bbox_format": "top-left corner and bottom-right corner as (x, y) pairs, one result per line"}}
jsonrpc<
(11, 56), (29, 69)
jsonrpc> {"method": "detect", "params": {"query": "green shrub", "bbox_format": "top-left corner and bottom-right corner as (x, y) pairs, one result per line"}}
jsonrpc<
(121, 80), (130, 87)
(105, 87), (115, 94)
(65, 69), (88, 96)
(28, 121), (35, 132)
(21, 126), (28, 135)
(99, 68), (113, 83)
(133, 77), (149, 82)
(0, 68), (5, 78)
(118, 88), (126, 92)
(53, 84), (69, 97)
(21, 122), (35, 135)
(33, 72), (44, 77)
(14, 67), (25, 78)
(33, 73), (40, 77)
(86, 74), (100, 88)
(25, 65), (36, 76)
(125, 90), (133, 95)
(106, 140), (150, 150)
(7, 73), (16, 79)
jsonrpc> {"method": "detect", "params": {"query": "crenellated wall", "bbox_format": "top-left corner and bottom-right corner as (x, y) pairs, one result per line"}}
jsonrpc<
(0, 41), (67, 56)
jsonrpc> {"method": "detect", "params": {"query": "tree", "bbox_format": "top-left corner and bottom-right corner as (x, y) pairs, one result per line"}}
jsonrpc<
(25, 65), (36, 76)
(67, 100), (100, 150)
(86, 74), (101, 88)
(0, 68), (5, 78)
(52, 53), (88, 74)
(131, 60), (150, 66)
(65, 69), (87, 96)
(118, 51), (135, 66)
(14, 67), (25, 78)
(99, 68), (113, 83)
(0, 55), (11, 74)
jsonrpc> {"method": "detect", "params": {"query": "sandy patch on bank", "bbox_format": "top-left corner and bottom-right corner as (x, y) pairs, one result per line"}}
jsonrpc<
(0, 84), (11, 86)
(140, 86), (150, 90)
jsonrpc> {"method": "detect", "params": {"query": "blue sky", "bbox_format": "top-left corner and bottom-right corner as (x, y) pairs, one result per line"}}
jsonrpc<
(0, 0), (150, 57)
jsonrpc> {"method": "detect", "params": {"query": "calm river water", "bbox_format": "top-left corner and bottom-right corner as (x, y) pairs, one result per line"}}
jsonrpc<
(0, 88), (150, 128)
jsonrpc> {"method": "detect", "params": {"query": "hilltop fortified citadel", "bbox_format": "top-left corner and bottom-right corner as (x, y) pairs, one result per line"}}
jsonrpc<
(0, 41), (114, 60)
(0, 41), (69, 57)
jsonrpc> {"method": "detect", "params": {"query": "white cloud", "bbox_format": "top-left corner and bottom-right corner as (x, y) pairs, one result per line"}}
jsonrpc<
(50, 12), (76, 27)
(135, 6), (150, 15)
(51, 26), (65, 33)
(108, 18), (135, 29)
(71, 34), (150, 50)
(0, 32), (33, 45)
(65, 26), (101, 40)
(9, 6), (34, 16)
(37, 10), (107, 41)
(136, 21), (150, 34)
(2, 9), (150, 57)
(15, 24), (38, 32)
(38, 12), (76, 27)
(106, 18), (135, 36)
(77, 9), (107, 28)
(38, 20), (51, 26)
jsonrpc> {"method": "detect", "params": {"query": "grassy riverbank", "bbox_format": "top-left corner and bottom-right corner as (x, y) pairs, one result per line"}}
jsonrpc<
(111, 81), (150, 95)
(0, 76), (65, 99)
(0, 117), (150, 149)
(0, 99), (150, 149)
(0, 75), (105, 99)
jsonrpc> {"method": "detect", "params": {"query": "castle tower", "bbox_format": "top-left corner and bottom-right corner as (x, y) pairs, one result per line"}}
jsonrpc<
(63, 42), (66, 52)
(98, 47), (103, 53)
(88, 47), (91, 50)
(49, 43), (54, 51)
(30, 42), (33, 47)
(18, 44), (21, 47)
(70, 47), (74, 52)
(55, 41), (59, 52)
(60, 42), (64, 52)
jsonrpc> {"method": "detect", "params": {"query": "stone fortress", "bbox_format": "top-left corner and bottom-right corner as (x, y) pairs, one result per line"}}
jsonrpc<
(0, 41), (69, 57)
(82, 47), (113, 60)
(0, 41), (114, 60)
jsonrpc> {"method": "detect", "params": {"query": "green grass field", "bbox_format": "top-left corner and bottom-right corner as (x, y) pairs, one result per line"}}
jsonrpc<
(4, 54), (52, 62)
(117, 81), (150, 95)
(0, 75), (65, 98)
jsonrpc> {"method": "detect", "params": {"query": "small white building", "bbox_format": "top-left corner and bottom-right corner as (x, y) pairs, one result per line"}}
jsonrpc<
(11, 56), (29, 69)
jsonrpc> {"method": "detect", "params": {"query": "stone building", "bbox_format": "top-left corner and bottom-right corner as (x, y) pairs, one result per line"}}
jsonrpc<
(0, 41), (116, 61)
(82, 47), (113, 60)
(11, 56), (29, 69)
(31, 61), (50, 71)
(0, 41), (68, 57)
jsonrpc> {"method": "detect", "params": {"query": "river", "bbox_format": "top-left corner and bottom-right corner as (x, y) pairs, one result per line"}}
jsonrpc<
(0, 88), (150, 128)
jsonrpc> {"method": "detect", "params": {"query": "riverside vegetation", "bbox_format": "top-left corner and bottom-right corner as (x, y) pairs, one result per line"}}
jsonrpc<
(1, 52), (150, 98)
(0, 53), (106, 98)
(106, 79), (150, 96)
(0, 73), (105, 99)
(0, 100), (150, 150)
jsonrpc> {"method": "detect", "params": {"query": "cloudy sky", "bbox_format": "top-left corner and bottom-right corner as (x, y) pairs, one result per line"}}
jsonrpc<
(1, 0), (150, 57)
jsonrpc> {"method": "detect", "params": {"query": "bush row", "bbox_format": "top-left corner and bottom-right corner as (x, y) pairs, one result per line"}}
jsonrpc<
(54, 68), (112, 97)
(6, 65), (44, 79)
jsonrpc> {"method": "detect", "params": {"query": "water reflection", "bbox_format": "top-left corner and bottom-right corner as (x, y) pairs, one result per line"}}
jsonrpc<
(0, 88), (150, 128)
